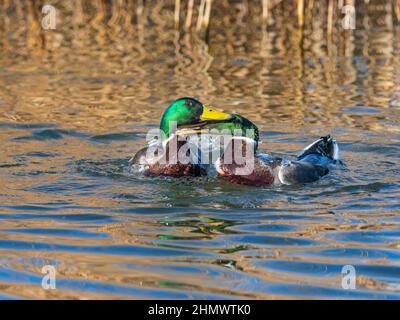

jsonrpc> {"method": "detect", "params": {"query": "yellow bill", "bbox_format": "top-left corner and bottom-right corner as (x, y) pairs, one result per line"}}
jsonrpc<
(200, 105), (232, 121)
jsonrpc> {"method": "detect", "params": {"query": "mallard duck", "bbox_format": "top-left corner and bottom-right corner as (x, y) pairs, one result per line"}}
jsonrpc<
(215, 135), (339, 186)
(130, 97), (259, 177)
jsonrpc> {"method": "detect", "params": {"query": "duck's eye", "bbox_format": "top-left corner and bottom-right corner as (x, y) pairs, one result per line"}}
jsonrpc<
(184, 100), (193, 107)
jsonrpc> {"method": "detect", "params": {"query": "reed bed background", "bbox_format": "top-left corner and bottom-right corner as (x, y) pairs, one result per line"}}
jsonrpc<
(1, 0), (399, 50)
(1, 0), (399, 134)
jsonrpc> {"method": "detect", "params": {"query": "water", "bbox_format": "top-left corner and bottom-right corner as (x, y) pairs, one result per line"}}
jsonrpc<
(0, 1), (400, 299)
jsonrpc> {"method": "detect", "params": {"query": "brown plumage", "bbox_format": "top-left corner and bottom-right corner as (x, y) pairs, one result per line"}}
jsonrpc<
(215, 137), (331, 186)
(215, 138), (277, 186)
(130, 135), (206, 177)
(218, 162), (276, 186)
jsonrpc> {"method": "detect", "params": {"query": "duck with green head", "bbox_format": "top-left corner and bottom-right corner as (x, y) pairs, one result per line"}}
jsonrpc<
(130, 97), (259, 177)
(159, 97), (259, 140)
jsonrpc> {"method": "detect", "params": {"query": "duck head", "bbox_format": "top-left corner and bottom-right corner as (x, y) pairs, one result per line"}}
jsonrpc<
(160, 97), (259, 143)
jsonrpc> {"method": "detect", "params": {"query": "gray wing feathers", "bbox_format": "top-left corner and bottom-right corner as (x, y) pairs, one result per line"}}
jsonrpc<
(278, 161), (329, 184)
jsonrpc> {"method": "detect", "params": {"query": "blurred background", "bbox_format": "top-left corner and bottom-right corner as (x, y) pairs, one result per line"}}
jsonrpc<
(0, 0), (400, 299)
(1, 0), (400, 132)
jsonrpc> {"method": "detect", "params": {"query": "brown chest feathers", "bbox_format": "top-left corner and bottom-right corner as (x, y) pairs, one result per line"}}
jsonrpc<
(132, 135), (206, 177)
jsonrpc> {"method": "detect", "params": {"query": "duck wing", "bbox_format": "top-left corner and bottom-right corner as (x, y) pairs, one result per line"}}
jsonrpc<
(278, 160), (329, 184)
(297, 135), (339, 166)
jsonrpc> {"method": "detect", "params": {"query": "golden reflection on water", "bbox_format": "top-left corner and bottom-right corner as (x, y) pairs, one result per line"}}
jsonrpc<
(1, 0), (399, 133)
(0, 0), (399, 299)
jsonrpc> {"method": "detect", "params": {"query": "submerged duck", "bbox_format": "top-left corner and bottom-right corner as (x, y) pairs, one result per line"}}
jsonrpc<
(215, 135), (339, 186)
(130, 97), (259, 177)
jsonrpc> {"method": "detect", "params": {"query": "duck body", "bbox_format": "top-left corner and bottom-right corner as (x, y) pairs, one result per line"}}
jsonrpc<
(130, 97), (341, 184)
(130, 97), (258, 177)
(215, 135), (339, 186)
(130, 134), (206, 177)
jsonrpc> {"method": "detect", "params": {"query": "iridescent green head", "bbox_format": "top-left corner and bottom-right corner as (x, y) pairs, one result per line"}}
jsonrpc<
(160, 97), (233, 137)
(159, 97), (259, 144)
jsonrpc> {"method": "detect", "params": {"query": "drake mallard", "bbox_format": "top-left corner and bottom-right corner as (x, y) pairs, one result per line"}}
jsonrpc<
(130, 97), (258, 177)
